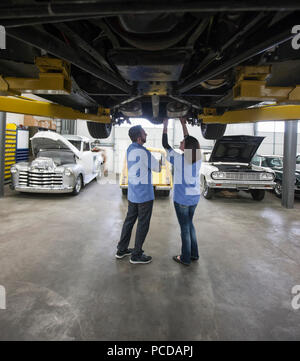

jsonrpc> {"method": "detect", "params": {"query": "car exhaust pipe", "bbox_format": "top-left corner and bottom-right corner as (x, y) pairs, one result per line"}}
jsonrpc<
(152, 95), (159, 119)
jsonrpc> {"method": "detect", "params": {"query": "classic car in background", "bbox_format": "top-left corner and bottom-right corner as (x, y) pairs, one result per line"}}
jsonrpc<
(200, 135), (275, 201)
(120, 147), (173, 196)
(251, 154), (300, 198)
(10, 132), (103, 195)
(297, 154), (300, 171)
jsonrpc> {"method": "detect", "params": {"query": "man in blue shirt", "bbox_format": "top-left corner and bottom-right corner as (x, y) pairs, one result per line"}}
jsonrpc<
(116, 125), (161, 264)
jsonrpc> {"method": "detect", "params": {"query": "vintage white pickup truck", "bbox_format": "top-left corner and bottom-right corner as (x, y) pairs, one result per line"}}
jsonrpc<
(10, 131), (103, 195)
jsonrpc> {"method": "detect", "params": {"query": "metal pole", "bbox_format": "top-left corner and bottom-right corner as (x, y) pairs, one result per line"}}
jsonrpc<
(0, 112), (7, 198)
(282, 120), (298, 209)
(253, 123), (257, 136)
(273, 122), (276, 155)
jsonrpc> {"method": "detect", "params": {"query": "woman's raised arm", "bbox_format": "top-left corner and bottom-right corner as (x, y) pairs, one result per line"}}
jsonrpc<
(180, 117), (189, 138)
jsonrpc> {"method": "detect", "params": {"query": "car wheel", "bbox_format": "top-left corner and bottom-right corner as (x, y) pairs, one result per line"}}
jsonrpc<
(274, 181), (282, 198)
(250, 189), (265, 201)
(72, 175), (82, 196)
(201, 123), (227, 140)
(163, 190), (170, 197)
(202, 178), (214, 199)
(122, 188), (128, 196)
(87, 122), (112, 139)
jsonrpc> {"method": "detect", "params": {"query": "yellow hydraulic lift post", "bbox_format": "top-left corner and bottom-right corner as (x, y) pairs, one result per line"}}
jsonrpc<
(0, 112), (6, 198)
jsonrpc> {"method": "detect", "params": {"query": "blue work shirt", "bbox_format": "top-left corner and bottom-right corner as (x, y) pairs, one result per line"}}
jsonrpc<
(166, 148), (201, 206)
(127, 142), (160, 203)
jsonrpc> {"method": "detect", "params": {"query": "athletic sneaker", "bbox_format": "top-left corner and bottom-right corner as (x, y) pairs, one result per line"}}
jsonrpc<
(130, 254), (152, 264)
(115, 248), (133, 259)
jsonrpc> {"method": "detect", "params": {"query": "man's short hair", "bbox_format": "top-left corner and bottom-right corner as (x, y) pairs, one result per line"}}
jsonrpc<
(128, 125), (143, 142)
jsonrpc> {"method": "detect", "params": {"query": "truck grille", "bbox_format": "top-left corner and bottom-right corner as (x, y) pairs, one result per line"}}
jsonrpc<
(223, 172), (263, 181)
(19, 170), (63, 187)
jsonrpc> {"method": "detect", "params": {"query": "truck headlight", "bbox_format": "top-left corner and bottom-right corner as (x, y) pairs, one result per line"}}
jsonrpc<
(64, 168), (73, 177)
(11, 166), (17, 174)
(211, 171), (227, 180)
(260, 172), (274, 181)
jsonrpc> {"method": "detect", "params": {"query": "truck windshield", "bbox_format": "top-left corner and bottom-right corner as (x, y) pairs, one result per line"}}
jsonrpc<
(263, 157), (283, 168)
(68, 140), (82, 150)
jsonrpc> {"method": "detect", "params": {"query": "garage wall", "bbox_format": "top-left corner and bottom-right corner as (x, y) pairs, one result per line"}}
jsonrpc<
(6, 113), (25, 126)
(256, 132), (300, 155)
(77, 119), (256, 174)
(256, 121), (300, 155)
(77, 119), (174, 173)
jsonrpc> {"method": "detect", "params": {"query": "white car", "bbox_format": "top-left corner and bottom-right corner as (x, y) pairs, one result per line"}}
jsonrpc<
(200, 135), (275, 201)
(10, 132), (103, 195)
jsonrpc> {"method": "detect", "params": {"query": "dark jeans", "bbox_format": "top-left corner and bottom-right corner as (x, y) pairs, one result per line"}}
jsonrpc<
(118, 200), (153, 257)
(174, 201), (199, 264)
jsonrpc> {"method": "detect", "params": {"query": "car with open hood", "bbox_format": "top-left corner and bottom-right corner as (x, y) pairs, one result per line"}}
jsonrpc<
(10, 131), (103, 195)
(200, 135), (275, 201)
(251, 154), (300, 198)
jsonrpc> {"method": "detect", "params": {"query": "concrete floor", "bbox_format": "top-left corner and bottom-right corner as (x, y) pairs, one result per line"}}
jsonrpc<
(0, 179), (300, 341)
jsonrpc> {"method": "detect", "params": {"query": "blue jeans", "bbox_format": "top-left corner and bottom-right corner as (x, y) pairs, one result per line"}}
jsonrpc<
(174, 202), (199, 264)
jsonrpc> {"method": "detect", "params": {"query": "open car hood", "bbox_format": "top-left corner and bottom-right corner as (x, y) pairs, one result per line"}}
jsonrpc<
(209, 135), (264, 164)
(31, 131), (80, 158)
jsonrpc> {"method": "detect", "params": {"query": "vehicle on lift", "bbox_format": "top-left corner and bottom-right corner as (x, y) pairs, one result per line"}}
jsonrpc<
(10, 132), (103, 195)
(119, 147), (173, 196)
(200, 135), (275, 201)
(2, 2), (300, 140)
(251, 154), (300, 198)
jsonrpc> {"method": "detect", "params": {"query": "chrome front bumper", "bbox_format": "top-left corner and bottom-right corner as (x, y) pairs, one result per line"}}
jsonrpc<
(14, 185), (73, 194)
(155, 185), (172, 190)
(208, 181), (275, 190)
(120, 185), (171, 190)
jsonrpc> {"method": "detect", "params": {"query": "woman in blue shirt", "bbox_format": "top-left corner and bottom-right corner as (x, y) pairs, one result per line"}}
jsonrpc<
(162, 118), (201, 266)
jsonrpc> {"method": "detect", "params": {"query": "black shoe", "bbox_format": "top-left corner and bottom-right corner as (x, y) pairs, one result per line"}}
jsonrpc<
(130, 254), (152, 264)
(191, 256), (199, 261)
(115, 248), (133, 259)
(172, 255), (190, 266)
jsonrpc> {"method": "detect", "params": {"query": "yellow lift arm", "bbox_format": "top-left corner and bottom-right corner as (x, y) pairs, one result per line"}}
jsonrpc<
(0, 96), (111, 123)
(200, 104), (300, 124)
(0, 56), (111, 123)
(0, 57), (72, 96)
(233, 66), (300, 102)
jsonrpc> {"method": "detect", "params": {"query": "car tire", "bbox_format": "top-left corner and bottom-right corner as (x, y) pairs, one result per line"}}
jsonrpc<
(87, 122), (112, 139)
(72, 175), (83, 196)
(274, 181), (282, 198)
(202, 178), (214, 199)
(122, 188), (128, 196)
(163, 190), (170, 197)
(250, 189), (265, 201)
(201, 123), (227, 139)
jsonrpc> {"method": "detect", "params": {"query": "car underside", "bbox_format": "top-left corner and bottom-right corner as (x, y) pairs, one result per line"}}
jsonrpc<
(1, 1), (300, 139)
